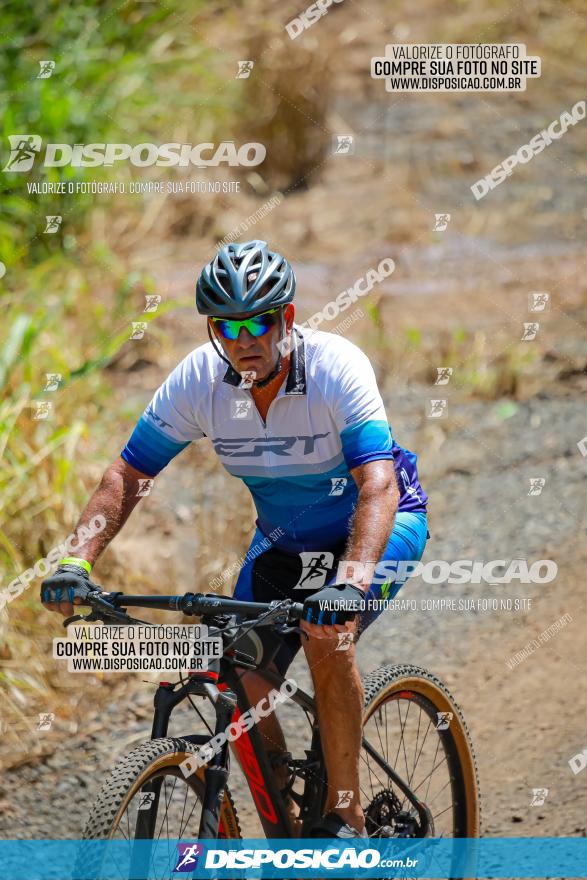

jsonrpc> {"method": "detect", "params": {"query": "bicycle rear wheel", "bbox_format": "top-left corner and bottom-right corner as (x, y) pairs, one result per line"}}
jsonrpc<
(360, 665), (480, 875)
(81, 736), (241, 878)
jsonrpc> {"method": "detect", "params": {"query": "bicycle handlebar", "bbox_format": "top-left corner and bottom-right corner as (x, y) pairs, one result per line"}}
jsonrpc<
(66, 585), (305, 626)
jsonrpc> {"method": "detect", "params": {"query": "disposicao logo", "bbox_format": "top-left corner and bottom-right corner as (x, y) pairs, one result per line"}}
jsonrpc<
(3, 136), (266, 172)
(173, 843), (204, 873)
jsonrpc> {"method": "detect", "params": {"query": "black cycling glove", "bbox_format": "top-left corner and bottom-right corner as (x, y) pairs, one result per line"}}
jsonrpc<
(41, 563), (98, 605)
(302, 582), (365, 625)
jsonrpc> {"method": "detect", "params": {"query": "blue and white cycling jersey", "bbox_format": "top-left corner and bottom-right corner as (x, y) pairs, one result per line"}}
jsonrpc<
(121, 327), (427, 552)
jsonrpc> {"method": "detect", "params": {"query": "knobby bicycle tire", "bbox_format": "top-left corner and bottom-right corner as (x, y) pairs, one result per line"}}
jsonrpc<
(80, 735), (241, 876)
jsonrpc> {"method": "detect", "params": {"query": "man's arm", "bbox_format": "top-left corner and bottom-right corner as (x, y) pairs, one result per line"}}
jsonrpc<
(67, 457), (152, 567)
(44, 456), (153, 615)
(342, 458), (399, 590)
(300, 459), (399, 639)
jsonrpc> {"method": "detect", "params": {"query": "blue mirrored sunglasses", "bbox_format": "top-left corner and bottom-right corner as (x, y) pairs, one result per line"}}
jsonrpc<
(210, 306), (282, 341)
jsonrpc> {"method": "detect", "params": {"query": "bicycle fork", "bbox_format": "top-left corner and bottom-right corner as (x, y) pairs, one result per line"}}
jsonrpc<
(132, 672), (236, 841)
(197, 684), (237, 838)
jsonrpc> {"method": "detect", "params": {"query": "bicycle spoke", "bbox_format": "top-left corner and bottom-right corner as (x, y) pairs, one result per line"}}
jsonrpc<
(393, 699), (404, 769)
(411, 716), (433, 781)
(360, 746), (388, 792)
(178, 781), (190, 838)
(411, 753), (448, 796)
(431, 802), (453, 821)
(410, 707), (423, 786)
(397, 700), (412, 807)
(384, 700), (389, 763)
(374, 711), (387, 763)
(424, 736), (442, 803)
(426, 775), (451, 807)
(179, 791), (201, 838)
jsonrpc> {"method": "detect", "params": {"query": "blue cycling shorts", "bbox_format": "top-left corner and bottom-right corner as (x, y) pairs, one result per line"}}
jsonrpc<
(232, 511), (429, 675)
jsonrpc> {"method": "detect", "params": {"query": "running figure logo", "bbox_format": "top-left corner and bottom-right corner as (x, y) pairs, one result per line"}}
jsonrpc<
(174, 843), (203, 872)
(336, 632), (354, 651)
(239, 370), (256, 390)
(137, 792), (156, 811)
(44, 373), (63, 391)
(37, 713), (55, 731)
(37, 60), (56, 78)
(236, 60), (254, 78)
(329, 477), (347, 496)
(130, 322), (147, 340)
(144, 294), (162, 313)
(295, 552), (334, 589)
(231, 399), (253, 420)
(521, 322), (539, 341)
(433, 213), (451, 231)
(44, 215), (62, 233)
(333, 135), (354, 155)
(528, 477), (546, 496)
(31, 401), (52, 420)
(434, 367), (453, 385)
(529, 292), (549, 312)
(428, 399), (447, 418)
(335, 790), (354, 808)
(436, 711), (453, 730)
(3, 135), (42, 172)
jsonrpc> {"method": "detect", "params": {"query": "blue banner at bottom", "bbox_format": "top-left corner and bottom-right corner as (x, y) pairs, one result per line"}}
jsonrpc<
(0, 838), (585, 879)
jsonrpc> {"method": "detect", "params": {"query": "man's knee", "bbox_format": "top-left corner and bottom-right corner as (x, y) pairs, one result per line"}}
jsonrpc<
(303, 635), (358, 682)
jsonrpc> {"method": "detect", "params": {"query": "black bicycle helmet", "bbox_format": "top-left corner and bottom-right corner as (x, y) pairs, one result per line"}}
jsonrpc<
(195, 240), (296, 316)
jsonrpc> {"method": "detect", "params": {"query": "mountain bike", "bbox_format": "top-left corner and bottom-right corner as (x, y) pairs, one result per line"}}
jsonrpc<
(69, 586), (480, 877)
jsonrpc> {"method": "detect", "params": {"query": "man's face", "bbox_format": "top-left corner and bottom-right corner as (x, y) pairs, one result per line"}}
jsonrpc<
(209, 303), (295, 381)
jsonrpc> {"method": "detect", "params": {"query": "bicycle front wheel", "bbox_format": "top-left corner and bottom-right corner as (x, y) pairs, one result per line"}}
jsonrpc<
(81, 736), (241, 877)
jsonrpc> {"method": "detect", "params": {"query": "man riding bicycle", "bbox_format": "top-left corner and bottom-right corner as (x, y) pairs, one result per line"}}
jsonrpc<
(41, 240), (428, 839)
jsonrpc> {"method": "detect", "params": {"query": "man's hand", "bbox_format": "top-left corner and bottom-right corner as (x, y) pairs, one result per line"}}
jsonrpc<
(301, 583), (365, 640)
(41, 563), (99, 618)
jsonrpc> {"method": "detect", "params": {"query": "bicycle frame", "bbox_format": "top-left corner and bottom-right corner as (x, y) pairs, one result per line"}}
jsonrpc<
(138, 659), (326, 840)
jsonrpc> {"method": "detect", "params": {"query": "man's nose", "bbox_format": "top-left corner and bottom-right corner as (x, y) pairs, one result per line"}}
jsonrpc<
(235, 327), (257, 347)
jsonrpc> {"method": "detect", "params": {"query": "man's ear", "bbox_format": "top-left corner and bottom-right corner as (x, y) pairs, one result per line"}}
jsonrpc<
(284, 303), (295, 331)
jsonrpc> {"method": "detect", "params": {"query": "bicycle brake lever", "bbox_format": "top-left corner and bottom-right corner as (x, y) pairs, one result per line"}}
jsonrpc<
(62, 610), (100, 628)
(62, 594), (138, 628)
(277, 624), (309, 640)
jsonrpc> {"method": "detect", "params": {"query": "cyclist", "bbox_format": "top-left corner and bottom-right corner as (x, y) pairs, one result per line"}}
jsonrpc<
(41, 240), (428, 839)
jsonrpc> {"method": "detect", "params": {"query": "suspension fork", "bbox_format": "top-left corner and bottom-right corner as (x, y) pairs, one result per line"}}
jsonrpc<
(132, 669), (236, 840)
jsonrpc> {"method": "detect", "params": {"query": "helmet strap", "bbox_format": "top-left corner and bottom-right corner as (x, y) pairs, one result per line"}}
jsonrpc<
(207, 320), (236, 372)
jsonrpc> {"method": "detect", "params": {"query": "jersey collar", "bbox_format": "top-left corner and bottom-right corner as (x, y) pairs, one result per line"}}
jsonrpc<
(222, 326), (306, 395)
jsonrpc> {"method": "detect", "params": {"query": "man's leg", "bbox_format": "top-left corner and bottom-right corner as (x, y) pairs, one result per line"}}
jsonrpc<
(298, 511), (429, 834)
(302, 623), (365, 833)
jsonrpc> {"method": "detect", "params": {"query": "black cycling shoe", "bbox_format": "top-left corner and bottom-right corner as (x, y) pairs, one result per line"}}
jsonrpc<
(309, 811), (368, 838)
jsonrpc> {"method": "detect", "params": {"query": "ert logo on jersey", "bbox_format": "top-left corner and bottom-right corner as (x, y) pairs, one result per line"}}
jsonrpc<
(213, 433), (330, 457)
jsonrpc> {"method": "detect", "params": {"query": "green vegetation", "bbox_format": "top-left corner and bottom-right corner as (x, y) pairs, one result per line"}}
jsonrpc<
(0, 1), (238, 752)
